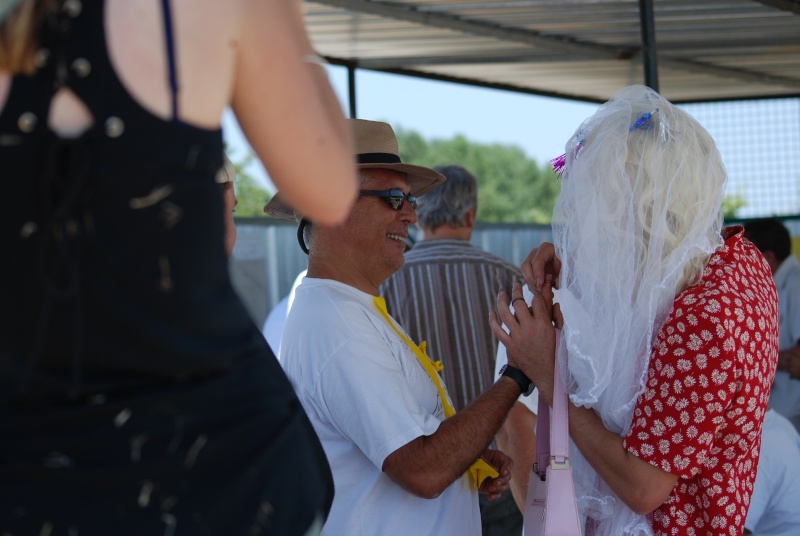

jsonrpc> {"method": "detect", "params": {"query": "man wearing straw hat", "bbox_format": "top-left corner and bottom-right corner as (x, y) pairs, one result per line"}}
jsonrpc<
(267, 119), (534, 536)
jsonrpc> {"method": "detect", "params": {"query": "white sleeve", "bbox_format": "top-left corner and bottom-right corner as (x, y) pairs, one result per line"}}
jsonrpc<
(786, 270), (800, 347)
(494, 286), (538, 414)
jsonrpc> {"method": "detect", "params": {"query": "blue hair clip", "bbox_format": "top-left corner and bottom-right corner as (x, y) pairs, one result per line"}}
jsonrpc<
(629, 109), (659, 132)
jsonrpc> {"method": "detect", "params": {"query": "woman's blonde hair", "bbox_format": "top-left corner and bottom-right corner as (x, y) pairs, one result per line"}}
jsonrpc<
(0, 0), (58, 75)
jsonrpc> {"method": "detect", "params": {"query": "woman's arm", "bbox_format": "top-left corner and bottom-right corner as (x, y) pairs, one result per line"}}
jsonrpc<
(232, 0), (357, 225)
(490, 282), (678, 515)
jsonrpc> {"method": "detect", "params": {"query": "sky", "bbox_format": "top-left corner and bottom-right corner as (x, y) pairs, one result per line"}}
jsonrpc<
(222, 66), (600, 192)
(223, 66), (800, 218)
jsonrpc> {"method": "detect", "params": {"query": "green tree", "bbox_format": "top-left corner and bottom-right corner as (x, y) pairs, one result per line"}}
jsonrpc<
(227, 151), (272, 217)
(722, 192), (747, 220)
(394, 126), (560, 223)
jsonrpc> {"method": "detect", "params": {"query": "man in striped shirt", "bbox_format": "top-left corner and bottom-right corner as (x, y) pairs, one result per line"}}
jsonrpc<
(380, 165), (525, 536)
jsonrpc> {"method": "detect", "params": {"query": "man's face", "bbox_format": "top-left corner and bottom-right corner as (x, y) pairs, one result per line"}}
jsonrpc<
(334, 168), (417, 285)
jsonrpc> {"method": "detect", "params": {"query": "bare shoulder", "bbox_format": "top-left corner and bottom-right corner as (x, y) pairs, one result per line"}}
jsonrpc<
(104, 0), (245, 128)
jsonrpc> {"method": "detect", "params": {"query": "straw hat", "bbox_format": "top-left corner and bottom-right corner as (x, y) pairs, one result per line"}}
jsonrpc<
(264, 119), (445, 220)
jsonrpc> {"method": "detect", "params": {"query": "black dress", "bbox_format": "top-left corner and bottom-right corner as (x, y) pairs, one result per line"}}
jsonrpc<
(0, 1), (333, 534)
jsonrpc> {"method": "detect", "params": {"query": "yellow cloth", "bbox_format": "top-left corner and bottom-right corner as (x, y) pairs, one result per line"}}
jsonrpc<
(373, 296), (499, 489)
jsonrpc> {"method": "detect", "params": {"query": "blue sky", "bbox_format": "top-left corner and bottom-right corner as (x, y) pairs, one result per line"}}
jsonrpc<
(223, 67), (800, 218)
(223, 66), (599, 192)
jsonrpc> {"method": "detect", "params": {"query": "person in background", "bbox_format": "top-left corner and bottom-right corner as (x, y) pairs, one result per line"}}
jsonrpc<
(0, 0), (356, 533)
(493, 85), (779, 536)
(273, 119), (537, 536)
(379, 164), (526, 535)
(743, 406), (800, 536)
(744, 218), (800, 432)
(262, 268), (307, 357)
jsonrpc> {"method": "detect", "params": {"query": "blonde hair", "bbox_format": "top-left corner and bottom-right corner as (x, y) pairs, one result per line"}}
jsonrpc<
(0, 0), (58, 75)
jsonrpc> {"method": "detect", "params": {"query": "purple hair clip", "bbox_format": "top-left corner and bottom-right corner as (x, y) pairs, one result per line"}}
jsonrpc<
(551, 140), (584, 178)
(629, 109), (659, 132)
(550, 153), (567, 176)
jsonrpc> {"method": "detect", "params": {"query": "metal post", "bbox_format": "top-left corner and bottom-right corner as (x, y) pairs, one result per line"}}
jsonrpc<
(638, 0), (659, 91)
(347, 63), (357, 118)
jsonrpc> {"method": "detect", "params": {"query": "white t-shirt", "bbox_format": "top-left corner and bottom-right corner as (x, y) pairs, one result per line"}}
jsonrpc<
(745, 409), (800, 536)
(281, 278), (480, 536)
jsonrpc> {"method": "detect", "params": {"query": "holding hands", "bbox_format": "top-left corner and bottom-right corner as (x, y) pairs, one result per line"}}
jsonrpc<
(489, 242), (562, 406)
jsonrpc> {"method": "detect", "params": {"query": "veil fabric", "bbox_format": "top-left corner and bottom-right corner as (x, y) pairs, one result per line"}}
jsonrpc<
(551, 85), (728, 535)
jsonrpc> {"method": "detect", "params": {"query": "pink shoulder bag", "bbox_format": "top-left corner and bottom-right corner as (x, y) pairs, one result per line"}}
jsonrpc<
(524, 335), (582, 536)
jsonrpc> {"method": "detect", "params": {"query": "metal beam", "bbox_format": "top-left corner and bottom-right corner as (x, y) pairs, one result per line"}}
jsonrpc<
(324, 57), (800, 105)
(347, 63), (358, 118)
(753, 0), (800, 14)
(354, 53), (584, 69)
(639, 0), (659, 91)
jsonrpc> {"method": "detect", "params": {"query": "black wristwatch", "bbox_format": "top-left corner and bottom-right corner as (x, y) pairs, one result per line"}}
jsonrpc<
(500, 364), (534, 396)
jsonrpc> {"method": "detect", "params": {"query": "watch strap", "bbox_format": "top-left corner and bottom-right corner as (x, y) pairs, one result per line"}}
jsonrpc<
(501, 364), (534, 396)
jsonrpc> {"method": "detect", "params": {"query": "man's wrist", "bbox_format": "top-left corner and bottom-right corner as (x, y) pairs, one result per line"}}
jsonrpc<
(500, 364), (534, 396)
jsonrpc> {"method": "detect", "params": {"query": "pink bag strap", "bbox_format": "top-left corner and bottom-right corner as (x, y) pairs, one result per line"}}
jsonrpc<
(534, 331), (569, 476)
(535, 395), (549, 478)
(550, 340), (570, 463)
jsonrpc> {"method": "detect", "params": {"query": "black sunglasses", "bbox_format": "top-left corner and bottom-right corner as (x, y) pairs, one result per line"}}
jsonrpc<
(359, 189), (417, 211)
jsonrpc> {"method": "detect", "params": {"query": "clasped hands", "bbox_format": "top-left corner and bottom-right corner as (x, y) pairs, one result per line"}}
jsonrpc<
(489, 242), (562, 407)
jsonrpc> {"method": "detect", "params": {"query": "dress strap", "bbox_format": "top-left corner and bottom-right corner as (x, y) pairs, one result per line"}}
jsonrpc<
(160, 0), (180, 122)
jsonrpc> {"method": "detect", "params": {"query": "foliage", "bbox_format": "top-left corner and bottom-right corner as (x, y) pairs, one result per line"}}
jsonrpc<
(227, 151), (272, 217)
(721, 192), (747, 220)
(394, 126), (560, 223)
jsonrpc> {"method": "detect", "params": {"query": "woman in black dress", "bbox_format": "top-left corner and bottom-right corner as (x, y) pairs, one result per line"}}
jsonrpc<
(0, 0), (356, 534)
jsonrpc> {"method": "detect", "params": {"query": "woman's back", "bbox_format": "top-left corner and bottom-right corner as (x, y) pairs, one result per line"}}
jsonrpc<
(1, 0), (237, 135)
(0, 0), (356, 223)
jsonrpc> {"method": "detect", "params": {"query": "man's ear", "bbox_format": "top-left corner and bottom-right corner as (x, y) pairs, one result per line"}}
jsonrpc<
(465, 206), (476, 229)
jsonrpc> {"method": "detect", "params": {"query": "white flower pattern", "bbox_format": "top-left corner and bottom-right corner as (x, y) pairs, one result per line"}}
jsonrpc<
(624, 228), (779, 536)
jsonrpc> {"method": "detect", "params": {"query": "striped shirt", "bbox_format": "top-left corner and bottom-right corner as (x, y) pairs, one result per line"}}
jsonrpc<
(379, 239), (523, 412)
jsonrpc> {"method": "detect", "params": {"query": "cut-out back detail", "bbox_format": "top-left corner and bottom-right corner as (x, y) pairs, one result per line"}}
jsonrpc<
(160, 0), (180, 122)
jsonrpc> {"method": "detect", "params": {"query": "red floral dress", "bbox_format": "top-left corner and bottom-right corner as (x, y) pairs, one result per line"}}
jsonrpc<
(623, 227), (779, 536)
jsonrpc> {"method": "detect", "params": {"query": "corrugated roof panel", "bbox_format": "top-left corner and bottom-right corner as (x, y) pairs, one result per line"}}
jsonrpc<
(303, 0), (800, 103)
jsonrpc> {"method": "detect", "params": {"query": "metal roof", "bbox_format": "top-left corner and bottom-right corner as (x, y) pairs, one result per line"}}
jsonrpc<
(303, 0), (800, 104)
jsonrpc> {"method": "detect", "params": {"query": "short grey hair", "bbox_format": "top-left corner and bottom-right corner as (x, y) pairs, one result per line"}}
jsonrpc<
(416, 165), (478, 230)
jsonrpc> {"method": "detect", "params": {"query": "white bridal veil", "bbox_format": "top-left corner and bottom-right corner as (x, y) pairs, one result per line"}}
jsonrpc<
(552, 85), (728, 535)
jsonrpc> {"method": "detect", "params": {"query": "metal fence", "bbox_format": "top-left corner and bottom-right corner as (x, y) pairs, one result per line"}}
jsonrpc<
(680, 98), (800, 219)
(229, 216), (800, 329)
(229, 218), (553, 329)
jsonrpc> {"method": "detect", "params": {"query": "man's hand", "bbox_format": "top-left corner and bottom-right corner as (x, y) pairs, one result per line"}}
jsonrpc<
(490, 283), (558, 405)
(477, 450), (512, 500)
